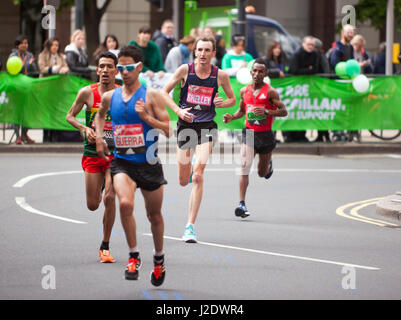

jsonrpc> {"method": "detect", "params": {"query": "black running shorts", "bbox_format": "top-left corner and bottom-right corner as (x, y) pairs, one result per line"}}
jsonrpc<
(242, 128), (276, 154)
(176, 119), (218, 150)
(110, 157), (167, 191)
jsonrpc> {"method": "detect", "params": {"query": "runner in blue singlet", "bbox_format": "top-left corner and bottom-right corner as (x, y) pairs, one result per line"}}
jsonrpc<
(94, 45), (172, 286)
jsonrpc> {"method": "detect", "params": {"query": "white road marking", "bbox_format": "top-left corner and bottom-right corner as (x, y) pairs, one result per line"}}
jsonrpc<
(15, 197), (87, 224)
(386, 154), (401, 159)
(13, 170), (81, 188)
(205, 168), (401, 173)
(143, 233), (380, 271)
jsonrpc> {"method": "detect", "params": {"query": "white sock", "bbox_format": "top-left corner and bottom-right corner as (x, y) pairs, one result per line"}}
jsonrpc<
(186, 222), (194, 228)
(129, 247), (138, 253)
(154, 250), (164, 257)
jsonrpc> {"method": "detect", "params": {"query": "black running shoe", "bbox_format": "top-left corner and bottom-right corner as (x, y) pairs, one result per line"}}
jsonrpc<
(265, 159), (273, 180)
(235, 204), (250, 218)
(150, 255), (165, 287)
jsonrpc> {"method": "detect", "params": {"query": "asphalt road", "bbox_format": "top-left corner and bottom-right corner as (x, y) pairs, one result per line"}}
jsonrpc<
(1, 152), (401, 300)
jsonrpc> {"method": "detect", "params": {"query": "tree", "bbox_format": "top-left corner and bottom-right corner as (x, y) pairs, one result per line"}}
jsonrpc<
(13, 0), (113, 61)
(354, 0), (401, 41)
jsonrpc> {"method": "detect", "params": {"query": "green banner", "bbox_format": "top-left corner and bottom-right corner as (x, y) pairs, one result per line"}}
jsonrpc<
(0, 72), (91, 131)
(212, 75), (401, 131)
(1, 72), (401, 131)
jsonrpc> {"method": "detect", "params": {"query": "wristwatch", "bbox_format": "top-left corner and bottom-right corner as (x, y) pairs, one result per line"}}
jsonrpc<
(264, 109), (270, 115)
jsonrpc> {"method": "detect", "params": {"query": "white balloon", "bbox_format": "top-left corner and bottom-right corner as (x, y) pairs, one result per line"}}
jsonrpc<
(352, 74), (370, 93)
(236, 67), (252, 84)
(263, 76), (271, 85)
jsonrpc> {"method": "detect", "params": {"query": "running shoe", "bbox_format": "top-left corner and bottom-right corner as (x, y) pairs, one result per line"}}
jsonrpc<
(98, 249), (115, 263)
(15, 137), (23, 145)
(265, 158), (273, 180)
(235, 203), (250, 218)
(125, 254), (141, 280)
(189, 171), (193, 183)
(182, 224), (197, 243)
(22, 135), (35, 144)
(150, 255), (166, 287)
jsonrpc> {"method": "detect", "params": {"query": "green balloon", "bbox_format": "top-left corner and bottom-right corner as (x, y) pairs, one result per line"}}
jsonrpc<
(247, 59), (255, 70)
(335, 61), (347, 77)
(345, 59), (361, 78)
(138, 73), (147, 86)
(7, 56), (23, 75)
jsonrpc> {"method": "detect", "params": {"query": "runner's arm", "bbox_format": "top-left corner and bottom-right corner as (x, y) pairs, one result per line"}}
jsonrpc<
(216, 70), (236, 108)
(94, 90), (113, 160)
(161, 64), (195, 123)
(268, 88), (288, 117)
(65, 87), (94, 141)
(136, 89), (173, 138)
(223, 87), (245, 123)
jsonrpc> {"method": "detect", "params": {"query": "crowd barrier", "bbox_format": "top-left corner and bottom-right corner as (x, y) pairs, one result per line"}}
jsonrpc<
(0, 72), (400, 132)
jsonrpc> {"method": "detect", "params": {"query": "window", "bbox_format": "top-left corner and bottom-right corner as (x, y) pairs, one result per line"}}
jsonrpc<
(253, 24), (294, 58)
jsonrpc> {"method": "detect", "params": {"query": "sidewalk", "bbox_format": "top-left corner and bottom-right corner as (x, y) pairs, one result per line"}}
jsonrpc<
(376, 193), (401, 222)
(1, 128), (400, 154)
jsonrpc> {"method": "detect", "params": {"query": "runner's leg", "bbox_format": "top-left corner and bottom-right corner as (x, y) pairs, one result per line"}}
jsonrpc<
(177, 146), (194, 186)
(102, 169), (116, 243)
(188, 141), (213, 225)
(141, 185), (164, 253)
(258, 152), (272, 178)
(257, 152), (272, 177)
(113, 173), (137, 249)
(239, 143), (255, 202)
(84, 171), (104, 211)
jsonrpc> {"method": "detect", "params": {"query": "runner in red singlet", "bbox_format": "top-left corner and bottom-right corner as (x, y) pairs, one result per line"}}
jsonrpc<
(66, 52), (119, 262)
(223, 58), (287, 218)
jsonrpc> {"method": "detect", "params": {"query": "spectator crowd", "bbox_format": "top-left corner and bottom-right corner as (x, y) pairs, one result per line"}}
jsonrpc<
(1, 19), (399, 144)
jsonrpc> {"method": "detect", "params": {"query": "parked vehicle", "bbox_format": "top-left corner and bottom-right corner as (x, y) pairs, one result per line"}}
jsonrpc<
(184, 1), (299, 59)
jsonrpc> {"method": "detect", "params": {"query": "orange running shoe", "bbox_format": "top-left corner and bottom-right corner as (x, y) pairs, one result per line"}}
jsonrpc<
(98, 249), (115, 263)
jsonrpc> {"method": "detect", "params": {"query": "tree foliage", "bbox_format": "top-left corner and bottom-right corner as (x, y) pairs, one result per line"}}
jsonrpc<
(354, 0), (401, 31)
(13, 0), (113, 61)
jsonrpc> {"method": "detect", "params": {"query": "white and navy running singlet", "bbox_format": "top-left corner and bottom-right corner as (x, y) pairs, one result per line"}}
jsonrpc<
(179, 62), (219, 123)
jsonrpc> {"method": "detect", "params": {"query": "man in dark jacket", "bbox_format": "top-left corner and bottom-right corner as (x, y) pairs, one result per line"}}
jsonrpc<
(152, 19), (177, 63)
(290, 36), (320, 75)
(329, 24), (355, 70)
(329, 24), (355, 142)
(284, 36), (321, 143)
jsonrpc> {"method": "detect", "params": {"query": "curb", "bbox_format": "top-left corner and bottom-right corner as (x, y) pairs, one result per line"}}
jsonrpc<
(376, 194), (401, 221)
(1, 142), (401, 155)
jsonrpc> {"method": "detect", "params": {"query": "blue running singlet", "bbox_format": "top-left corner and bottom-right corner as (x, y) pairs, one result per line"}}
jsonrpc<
(110, 86), (159, 164)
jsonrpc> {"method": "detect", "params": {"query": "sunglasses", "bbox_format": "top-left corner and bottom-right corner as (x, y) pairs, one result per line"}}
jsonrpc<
(116, 62), (141, 72)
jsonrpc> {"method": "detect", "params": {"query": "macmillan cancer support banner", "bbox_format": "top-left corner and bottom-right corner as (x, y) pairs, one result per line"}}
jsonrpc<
(1, 72), (401, 131)
(215, 75), (401, 131)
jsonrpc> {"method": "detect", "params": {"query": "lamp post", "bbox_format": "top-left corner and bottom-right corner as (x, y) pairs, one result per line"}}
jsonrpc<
(385, 0), (394, 75)
(75, 0), (84, 30)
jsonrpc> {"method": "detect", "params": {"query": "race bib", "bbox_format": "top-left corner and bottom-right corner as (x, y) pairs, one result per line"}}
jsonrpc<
(186, 85), (214, 112)
(113, 124), (146, 154)
(246, 104), (266, 125)
(90, 109), (113, 146)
